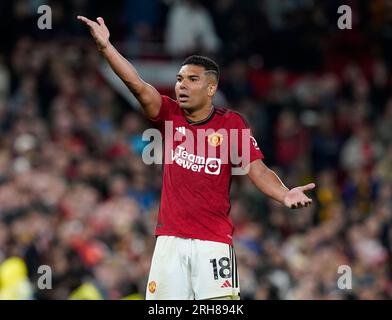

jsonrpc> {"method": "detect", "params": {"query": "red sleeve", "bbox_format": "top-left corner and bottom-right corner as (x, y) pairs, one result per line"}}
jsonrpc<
(148, 95), (179, 133)
(231, 113), (264, 168)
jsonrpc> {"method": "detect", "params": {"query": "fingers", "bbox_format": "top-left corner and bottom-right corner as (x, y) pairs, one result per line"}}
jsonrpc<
(77, 15), (92, 25)
(77, 15), (100, 28)
(290, 198), (312, 209)
(96, 17), (105, 26)
(300, 183), (316, 192)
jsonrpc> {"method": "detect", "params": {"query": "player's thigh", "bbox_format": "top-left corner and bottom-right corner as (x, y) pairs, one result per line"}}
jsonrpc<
(191, 240), (240, 300)
(146, 236), (193, 300)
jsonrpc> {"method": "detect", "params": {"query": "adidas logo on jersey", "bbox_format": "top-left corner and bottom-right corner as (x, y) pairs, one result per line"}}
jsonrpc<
(175, 126), (186, 135)
(221, 280), (232, 288)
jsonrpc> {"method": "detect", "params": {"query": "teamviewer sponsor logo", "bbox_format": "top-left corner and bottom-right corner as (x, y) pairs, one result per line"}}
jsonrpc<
(170, 146), (221, 175)
(171, 146), (205, 173)
(205, 158), (221, 175)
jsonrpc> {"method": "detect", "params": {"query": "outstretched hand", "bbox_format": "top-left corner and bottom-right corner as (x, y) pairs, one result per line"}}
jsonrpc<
(77, 16), (110, 51)
(283, 183), (315, 209)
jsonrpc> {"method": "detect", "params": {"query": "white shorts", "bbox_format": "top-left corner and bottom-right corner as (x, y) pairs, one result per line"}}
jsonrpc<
(146, 236), (240, 300)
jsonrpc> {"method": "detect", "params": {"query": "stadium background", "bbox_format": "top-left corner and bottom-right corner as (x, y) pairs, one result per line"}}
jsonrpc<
(0, 0), (391, 299)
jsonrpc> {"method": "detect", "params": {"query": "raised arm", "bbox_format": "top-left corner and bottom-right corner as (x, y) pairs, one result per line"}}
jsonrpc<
(77, 16), (161, 119)
(247, 159), (315, 209)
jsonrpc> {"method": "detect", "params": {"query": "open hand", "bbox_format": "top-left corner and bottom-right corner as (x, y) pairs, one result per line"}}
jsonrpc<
(283, 183), (315, 209)
(77, 16), (110, 51)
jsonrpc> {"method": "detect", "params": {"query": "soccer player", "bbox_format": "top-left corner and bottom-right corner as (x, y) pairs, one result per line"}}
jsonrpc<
(78, 16), (315, 300)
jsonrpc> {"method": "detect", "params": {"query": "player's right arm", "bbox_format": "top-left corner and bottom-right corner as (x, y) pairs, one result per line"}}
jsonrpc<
(77, 16), (161, 119)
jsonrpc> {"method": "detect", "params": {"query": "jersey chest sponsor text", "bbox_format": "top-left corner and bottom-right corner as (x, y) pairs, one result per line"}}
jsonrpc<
(170, 145), (221, 175)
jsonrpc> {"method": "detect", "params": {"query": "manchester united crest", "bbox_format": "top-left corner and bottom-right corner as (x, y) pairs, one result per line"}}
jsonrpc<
(208, 132), (223, 147)
(148, 281), (156, 294)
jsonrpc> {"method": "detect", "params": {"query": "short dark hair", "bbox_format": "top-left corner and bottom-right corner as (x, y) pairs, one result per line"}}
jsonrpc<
(181, 55), (220, 81)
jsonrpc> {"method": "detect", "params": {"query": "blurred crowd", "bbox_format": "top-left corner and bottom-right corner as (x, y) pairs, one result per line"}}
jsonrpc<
(0, 0), (391, 299)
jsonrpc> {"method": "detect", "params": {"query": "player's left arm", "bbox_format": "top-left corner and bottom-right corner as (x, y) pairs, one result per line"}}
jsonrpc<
(247, 159), (315, 209)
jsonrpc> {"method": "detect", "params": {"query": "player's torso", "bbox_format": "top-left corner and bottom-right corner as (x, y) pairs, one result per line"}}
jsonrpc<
(163, 108), (234, 187)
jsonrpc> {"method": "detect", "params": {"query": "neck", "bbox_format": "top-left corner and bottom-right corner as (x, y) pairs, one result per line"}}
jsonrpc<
(183, 104), (214, 123)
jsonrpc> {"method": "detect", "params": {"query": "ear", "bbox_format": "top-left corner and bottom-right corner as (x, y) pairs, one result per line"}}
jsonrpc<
(208, 83), (217, 97)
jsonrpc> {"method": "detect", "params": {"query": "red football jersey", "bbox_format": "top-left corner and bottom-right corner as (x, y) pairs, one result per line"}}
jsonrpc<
(149, 95), (264, 245)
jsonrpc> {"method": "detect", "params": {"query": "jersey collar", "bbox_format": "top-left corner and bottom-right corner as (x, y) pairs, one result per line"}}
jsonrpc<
(185, 106), (216, 126)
